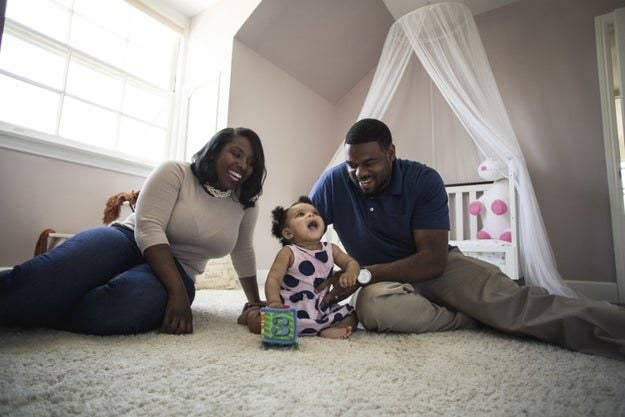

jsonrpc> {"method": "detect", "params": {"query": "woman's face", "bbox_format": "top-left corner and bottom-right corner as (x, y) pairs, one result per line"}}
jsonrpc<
(214, 136), (254, 190)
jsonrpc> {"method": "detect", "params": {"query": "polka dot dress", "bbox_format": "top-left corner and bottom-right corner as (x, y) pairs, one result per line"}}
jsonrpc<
(280, 243), (354, 336)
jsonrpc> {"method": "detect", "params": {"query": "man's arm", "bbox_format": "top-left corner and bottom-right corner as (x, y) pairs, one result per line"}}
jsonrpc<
(319, 229), (449, 310)
(366, 229), (449, 284)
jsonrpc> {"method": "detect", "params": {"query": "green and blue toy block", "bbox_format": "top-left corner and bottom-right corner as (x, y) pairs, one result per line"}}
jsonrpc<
(260, 306), (298, 346)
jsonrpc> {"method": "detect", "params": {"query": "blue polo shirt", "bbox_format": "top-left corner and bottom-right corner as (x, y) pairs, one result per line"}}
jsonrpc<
(309, 159), (449, 266)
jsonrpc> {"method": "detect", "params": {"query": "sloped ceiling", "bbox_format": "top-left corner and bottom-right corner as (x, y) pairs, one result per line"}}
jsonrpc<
(235, 0), (394, 103)
(234, 0), (519, 103)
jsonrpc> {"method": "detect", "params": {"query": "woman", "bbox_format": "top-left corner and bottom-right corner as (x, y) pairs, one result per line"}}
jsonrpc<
(0, 127), (266, 335)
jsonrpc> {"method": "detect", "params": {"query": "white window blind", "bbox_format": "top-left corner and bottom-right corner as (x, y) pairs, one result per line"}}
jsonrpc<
(0, 0), (182, 165)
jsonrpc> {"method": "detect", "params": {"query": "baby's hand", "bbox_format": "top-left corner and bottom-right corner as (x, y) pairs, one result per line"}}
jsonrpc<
(267, 301), (285, 308)
(339, 272), (357, 288)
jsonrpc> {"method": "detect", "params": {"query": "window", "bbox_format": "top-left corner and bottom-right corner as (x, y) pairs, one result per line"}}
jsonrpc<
(0, 0), (182, 166)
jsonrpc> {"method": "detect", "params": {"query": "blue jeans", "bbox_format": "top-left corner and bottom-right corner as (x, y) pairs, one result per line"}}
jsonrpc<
(0, 225), (195, 335)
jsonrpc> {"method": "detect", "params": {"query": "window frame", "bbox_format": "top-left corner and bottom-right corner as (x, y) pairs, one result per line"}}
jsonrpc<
(0, 1), (189, 177)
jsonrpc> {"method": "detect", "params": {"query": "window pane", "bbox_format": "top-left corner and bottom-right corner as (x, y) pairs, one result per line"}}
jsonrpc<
(72, 0), (132, 39)
(6, 0), (71, 43)
(66, 59), (123, 109)
(122, 84), (170, 127)
(70, 15), (126, 69)
(0, 33), (66, 89)
(59, 97), (117, 148)
(0, 74), (59, 133)
(127, 5), (178, 52)
(118, 117), (167, 163)
(125, 42), (174, 89)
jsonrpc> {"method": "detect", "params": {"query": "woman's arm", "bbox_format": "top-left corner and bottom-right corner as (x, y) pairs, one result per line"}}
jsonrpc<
(143, 244), (192, 334)
(230, 206), (262, 304)
(331, 243), (360, 288)
(134, 162), (192, 334)
(265, 247), (293, 307)
(239, 275), (261, 304)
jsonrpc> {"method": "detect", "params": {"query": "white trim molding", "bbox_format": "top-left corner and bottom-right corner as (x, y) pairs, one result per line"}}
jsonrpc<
(0, 123), (153, 177)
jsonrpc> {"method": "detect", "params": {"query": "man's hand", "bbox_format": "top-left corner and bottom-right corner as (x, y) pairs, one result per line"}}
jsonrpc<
(161, 293), (193, 334)
(315, 270), (359, 310)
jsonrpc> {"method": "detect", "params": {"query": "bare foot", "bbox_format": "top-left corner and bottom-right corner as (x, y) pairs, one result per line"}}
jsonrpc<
(319, 326), (353, 339)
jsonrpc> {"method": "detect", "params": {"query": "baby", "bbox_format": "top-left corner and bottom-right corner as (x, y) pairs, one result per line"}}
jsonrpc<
(247, 196), (359, 338)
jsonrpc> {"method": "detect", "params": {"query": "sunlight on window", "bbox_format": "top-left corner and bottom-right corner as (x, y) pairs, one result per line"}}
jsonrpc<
(6, 0), (71, 42)
(123, 84), (170, 128)
(0, 74), (59, 133)
(70, 15), (126, 69)
(118, 117), (167, 163)
(125, 42), (174, 89)
(66, 59), (124, 110)
(59, 97), (117, 148)
(2, 0), (181, 164)
(72, 0), (132, 39)
(0, 34), (66, 90)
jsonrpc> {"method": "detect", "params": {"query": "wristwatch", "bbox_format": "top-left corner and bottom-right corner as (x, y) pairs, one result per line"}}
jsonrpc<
(357, 268), (372, 285)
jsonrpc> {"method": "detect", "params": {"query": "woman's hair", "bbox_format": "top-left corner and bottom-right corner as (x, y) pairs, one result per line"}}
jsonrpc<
(271, 196), (314, 246)
(345, 118), (392, 150)
(190, 127), (266, 208)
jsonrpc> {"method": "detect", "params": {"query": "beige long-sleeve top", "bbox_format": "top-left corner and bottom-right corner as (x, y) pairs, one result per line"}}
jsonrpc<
(122, 161), (258, 281)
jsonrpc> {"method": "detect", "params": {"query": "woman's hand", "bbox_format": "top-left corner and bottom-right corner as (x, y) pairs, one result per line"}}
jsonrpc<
(161, 293), (193, 334)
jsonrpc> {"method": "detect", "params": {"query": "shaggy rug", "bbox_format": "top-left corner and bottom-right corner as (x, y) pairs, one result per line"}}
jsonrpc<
(1, 289), (624, 417)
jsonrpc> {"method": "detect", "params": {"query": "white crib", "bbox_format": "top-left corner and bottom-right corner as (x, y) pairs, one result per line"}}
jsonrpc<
(445, 180), (520, 280)
(324, 180), (520, 280)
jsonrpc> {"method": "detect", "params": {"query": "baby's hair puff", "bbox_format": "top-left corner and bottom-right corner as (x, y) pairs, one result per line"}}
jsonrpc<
(271, 195), (314, 246)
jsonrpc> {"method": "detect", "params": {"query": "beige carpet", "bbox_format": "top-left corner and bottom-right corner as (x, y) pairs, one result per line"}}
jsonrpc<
(1, 289), (625, 417)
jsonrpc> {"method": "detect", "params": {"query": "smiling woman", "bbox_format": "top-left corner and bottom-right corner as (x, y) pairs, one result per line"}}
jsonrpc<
(0, 127), (267, 336)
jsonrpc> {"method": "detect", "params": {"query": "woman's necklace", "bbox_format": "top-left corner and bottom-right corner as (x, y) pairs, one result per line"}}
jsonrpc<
(203, 183), (232, 198)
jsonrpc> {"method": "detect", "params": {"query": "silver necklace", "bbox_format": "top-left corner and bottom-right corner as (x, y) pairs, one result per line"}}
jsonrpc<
(203, 183), (232, 198)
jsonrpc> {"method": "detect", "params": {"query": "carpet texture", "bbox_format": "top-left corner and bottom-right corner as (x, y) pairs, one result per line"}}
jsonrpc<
(1, 289), (625, 417)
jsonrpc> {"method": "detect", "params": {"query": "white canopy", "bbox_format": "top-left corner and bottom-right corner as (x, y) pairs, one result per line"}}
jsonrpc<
(327, 2), (577, 297)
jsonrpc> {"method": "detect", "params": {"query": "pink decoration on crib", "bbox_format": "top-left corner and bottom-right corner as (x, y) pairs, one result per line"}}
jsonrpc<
(499, 231), (512, 242)
(477, 230), (491, 239)
(491, 199), (508, 215)
(468, 201), (483, 215)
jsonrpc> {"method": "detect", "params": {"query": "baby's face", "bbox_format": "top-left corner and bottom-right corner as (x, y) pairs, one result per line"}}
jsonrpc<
(283, 203), (325, 244)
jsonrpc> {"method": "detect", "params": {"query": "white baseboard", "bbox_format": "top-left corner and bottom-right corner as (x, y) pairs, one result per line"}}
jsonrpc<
(566, 280), (620, 303)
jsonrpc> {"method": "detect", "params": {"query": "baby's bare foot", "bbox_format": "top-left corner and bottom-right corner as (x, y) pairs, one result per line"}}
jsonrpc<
(319, 326), (353, 339)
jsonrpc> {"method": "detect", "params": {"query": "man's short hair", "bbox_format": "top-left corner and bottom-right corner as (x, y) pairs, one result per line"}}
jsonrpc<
(345, 118), (392, 149)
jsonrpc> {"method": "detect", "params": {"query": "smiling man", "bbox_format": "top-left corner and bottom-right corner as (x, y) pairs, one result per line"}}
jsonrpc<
(310, 118), (625, 360)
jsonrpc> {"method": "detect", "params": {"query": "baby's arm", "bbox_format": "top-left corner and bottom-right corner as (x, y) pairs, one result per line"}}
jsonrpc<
(331, 243), (360, 288)
(264, 246), (294, 308)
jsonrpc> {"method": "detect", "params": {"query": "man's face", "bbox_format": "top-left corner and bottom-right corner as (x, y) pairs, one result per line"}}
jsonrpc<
(345, 141), (395, 195)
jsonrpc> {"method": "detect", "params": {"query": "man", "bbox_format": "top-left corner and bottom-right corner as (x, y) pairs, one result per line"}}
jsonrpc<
(310, 118), (625, 360)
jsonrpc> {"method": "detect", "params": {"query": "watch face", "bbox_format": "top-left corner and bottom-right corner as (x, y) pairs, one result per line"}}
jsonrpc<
(358, 269), (372, 284)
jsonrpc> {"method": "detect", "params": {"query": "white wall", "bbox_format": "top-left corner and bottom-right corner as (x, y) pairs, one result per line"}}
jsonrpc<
(184, 0), (262, 131)
(0, 149), (144, 265)
(228, 40), (337, 269)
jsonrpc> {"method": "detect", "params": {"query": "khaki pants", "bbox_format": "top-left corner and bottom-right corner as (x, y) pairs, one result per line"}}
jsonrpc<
(356, 250), (625, 360)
